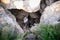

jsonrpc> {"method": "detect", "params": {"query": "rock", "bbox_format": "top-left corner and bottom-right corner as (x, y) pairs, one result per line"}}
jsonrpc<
(1, 0), (40, 12)
(25, 34), (36, 40)
(0, 6), (24, 40)
(45, 0), (57, 6)
(40, 1), (60, 24)
(40, 0), (58, 13)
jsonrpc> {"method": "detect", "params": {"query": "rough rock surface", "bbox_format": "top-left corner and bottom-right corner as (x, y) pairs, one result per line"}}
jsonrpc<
(40, 1), (60, 24)
(25, 34), (36, 40)
(0, 6), (24, 40)
(40, 0), (58, 13)
(1, 0), (40, 12)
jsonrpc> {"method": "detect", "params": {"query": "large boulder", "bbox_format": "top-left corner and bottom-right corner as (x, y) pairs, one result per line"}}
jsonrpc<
(40, 1), (60, 24)
(40, 0), (58, 13)
(0, 6), (24, 40)
(1, 0), (40, 12)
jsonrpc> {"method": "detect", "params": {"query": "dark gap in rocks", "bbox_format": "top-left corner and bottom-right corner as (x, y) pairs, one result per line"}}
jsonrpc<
(28, 15), (35, 27)
(8, 9), (40, 32)
(8, 9), (22, 15)
(40, 0), (47, 13)
(8, 9), (28, 28)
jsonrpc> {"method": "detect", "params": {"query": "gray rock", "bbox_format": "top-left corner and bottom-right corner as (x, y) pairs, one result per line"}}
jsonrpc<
(40, 1), (60, 24)
(0, 6), (24, 40)
(25, 34), (36, 40)
(40, 0), (58, 13)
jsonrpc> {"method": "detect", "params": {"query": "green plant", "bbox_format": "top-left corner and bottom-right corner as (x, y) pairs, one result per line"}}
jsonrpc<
(0, 23), (24, 40)
(30, 23), (60, 40)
